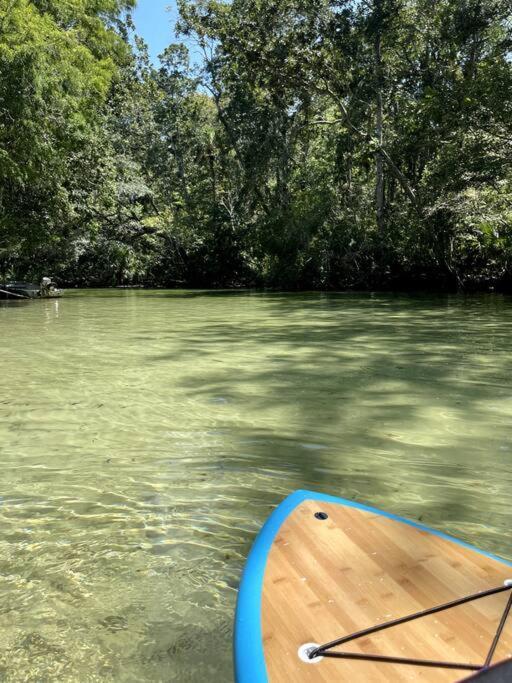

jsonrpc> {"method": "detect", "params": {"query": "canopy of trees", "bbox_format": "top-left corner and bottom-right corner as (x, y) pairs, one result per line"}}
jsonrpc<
(1, 0), (511, 290)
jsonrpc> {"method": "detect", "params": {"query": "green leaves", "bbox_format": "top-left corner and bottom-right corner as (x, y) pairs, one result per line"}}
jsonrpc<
(0, 0), (133, 276)
(1, 0), (511, 289)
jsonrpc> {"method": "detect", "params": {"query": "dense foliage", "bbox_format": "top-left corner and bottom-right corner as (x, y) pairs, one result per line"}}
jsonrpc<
(1, 0), (511, 289)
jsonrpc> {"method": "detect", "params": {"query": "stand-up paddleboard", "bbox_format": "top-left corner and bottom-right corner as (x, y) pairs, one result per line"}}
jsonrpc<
(234, 490), (512, 682)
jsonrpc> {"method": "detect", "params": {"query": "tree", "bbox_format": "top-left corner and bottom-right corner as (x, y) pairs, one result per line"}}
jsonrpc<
(0, 0), (134, 277)
(1, 0), (511, 290)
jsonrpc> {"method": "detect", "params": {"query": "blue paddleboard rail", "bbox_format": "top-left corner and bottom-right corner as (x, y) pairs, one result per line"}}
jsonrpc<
(233, 489), (512, 683)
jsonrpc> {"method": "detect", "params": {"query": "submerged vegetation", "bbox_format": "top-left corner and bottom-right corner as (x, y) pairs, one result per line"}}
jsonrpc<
(1, 0), (511, 290)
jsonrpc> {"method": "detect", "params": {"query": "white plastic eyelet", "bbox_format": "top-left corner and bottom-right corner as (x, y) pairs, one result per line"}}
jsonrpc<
(298, 643), (323, 664)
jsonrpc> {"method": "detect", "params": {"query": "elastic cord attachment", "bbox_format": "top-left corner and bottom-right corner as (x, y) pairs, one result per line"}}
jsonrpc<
(307, 583), (512, 673)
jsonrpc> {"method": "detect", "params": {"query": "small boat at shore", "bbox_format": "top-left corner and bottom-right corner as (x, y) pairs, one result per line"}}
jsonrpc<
(0, 278), (62, 300)
(234, 489), (512, 682)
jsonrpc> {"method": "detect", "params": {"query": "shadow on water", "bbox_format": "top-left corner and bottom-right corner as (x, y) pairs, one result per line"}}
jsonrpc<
(2, 289), (512, 682)
(0, 300), (32, 308)
(65, 288), (260, 299)
(147, 292), (512, 554)
(65, 287), (483, 300)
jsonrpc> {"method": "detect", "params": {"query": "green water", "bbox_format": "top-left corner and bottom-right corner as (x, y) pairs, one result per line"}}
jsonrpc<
(1, 290), (512, 682)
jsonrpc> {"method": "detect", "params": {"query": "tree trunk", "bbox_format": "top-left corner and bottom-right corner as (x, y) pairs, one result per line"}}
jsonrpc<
(375, 27), (385, 230)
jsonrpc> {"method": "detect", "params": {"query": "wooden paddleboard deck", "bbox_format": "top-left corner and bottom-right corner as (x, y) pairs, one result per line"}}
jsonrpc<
(234, 490), (512, 682)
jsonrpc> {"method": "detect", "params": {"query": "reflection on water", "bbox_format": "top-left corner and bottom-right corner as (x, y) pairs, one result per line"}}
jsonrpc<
(1, 290), (512, 681)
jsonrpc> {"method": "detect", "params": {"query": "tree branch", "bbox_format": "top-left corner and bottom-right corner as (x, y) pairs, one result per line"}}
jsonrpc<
(314, 82), (422, 215)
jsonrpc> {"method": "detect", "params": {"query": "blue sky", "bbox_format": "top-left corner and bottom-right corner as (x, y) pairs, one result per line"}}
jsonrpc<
(132, 0), (179, 63)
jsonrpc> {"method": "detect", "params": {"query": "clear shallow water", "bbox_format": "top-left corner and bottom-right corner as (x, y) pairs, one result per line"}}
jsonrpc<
(1, 290), (512, 682)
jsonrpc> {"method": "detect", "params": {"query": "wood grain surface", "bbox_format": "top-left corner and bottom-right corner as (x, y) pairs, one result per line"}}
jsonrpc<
(261, 500), (512, 682)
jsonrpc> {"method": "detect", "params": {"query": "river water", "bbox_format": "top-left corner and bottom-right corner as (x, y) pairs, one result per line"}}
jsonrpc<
(1, 290), (512, 681)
